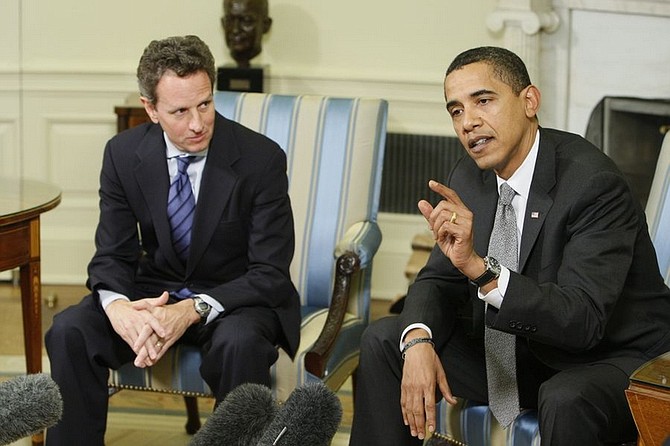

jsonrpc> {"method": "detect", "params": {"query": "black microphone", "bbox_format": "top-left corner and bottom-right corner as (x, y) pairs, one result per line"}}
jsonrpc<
(190, 383), (278, 446)
(0, 373), (63, 446)
(255, 382), (342, 446)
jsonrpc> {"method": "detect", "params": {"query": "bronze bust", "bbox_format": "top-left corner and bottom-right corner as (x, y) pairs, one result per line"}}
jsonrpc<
(221, 0), (272, 68)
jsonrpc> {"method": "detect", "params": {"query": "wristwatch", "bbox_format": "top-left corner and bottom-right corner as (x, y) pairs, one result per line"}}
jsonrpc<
(193, 296), (212, 322)
(470, 256), (501, 287)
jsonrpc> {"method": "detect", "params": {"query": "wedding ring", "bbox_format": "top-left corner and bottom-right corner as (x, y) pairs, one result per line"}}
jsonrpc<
(156, 340), (164, 349)
(450, 211), (458, 224)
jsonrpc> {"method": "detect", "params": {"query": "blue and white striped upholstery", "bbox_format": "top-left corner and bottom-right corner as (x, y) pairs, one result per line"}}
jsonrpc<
(435, 400), (540, 446)
(109, 92), (388, 406)
(645, 132), (670, 285)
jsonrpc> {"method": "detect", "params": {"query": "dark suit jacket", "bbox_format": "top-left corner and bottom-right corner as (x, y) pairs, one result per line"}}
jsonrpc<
(86, 112), (301, 357)
(401, 127), (670, 376)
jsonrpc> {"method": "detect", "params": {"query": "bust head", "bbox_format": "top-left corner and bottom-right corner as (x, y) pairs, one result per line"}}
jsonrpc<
(221, 0), (272, 68)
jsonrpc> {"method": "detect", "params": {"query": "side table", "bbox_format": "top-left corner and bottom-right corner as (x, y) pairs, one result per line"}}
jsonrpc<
(625, 351), (670, 446)
(0, 178), (62, 446)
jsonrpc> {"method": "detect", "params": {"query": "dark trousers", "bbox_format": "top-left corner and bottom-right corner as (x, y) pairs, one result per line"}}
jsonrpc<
(44, 294), (281, 446)
(349, 316), (637, 446)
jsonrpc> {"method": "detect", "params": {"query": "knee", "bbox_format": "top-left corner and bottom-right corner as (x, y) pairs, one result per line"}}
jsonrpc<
(359, 316), (399, 363)
(538, 375), (592, 417)
(45, 309), (81, 350)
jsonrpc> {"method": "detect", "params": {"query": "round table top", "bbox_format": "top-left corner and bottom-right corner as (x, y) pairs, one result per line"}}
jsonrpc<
(0, 177), (62, 226)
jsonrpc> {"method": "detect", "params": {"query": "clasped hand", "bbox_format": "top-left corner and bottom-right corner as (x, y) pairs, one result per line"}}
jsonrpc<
(105, 291), (197, 368)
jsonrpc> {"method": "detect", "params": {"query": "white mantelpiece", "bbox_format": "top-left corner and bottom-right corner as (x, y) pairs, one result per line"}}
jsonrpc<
(559, 0), (670, 17)
(491, 0), (670, 133)
(487, 0), (560, 86)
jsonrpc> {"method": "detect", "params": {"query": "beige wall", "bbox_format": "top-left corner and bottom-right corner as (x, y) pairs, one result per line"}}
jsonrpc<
(1, 0), (501, 297)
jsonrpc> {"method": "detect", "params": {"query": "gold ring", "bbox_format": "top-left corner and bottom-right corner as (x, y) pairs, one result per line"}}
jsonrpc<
(450, 211), (458, 224)
(156, 341), (163, 349)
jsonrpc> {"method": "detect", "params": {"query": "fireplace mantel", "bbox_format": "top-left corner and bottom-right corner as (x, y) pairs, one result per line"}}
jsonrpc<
(559, 0), (670, 17)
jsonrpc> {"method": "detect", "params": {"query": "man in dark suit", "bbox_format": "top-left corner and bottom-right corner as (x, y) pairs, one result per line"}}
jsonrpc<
(45, 35), (300, 445)
(349, 46), (670, 446)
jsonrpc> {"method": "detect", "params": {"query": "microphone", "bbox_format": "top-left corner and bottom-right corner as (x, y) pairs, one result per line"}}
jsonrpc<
(0, 373), (63, 446)
(255, 382), (342, 446)
(190, 383), (278, 446)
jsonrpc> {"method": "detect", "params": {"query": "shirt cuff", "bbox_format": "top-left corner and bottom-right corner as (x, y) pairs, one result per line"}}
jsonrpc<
(399, 323), (433, 352)
(98, 289), (130, 310)
(476, 266), (510, 309)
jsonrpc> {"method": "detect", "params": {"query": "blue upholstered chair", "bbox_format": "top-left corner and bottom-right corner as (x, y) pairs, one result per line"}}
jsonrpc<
(432, 132), (670, 446)
(108, 91), (388, 433)
(645, 131), (670, 284)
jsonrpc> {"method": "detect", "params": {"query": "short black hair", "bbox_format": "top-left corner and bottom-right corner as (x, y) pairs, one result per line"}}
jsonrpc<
(446, 46), (532, 95)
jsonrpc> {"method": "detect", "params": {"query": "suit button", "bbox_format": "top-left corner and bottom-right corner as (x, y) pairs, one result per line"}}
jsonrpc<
(509, 321), (517, 329)
(515, 322), (523, 330)
(531, 326), (537, 332)
(524, 325), (531, 331)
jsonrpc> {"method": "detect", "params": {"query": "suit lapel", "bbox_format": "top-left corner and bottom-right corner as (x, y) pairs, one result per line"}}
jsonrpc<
(134, 125), (185, 272)
(519, 128), (556, 271)
(187, 114), (240, 274)
(471, 169), (499, 257)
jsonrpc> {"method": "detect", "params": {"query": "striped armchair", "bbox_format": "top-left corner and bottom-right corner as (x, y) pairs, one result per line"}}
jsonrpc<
(108, 91), (388, 433)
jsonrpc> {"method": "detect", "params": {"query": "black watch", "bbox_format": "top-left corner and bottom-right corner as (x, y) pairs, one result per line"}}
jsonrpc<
(470, 256), (501, 287)
(193, 296), (212, 322)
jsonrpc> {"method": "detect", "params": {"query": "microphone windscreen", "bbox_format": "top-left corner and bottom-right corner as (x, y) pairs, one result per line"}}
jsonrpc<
(190, 383), (278, 446)
(255, 382), (342, 446)
(0, 373), (63, 446)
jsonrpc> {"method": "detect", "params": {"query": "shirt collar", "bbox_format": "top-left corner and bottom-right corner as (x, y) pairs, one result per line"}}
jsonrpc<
(164, 132), (208, 159)
(496, 128), (540, 200)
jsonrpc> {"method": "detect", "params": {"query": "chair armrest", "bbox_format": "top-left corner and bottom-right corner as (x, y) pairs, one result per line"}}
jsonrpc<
(304, 220), (382, 378)
(334, 220), (382, 268)
(304, 251), (361, 378)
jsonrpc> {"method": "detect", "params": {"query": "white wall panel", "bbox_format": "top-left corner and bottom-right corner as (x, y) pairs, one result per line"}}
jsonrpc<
(0, 115), (20, 177)
(4, 0), (506, 296)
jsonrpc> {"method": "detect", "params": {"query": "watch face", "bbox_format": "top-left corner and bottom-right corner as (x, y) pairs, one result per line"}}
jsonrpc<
(194, 298), (211, 318)
(488, 256), (501, 274)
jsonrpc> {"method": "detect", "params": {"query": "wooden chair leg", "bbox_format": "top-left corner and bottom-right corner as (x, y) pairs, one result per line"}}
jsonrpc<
(183, 396), (201, 435)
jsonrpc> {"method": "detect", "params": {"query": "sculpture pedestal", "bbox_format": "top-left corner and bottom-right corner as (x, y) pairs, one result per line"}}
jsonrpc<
(216, 65), (265, 92)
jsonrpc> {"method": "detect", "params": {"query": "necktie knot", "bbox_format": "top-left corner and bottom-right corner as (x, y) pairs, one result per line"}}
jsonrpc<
(175, 155), (195, 175)
(499, 182), (515, 206)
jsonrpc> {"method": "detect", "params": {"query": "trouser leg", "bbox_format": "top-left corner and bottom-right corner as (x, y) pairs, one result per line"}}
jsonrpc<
(199, 306), (281, 402)
(45, 295), (133, 446)
(349, 316), (488, 446)
(538, 362), (637, 446)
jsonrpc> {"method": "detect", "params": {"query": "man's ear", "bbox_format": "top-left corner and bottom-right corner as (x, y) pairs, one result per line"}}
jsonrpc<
(140, 96), (159, 124)
(262, 17), (272, 34)
(524, 85), (541, 119)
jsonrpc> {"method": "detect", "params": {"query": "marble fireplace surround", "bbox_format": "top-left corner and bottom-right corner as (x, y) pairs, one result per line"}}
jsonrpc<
(489, 0), (670, 133)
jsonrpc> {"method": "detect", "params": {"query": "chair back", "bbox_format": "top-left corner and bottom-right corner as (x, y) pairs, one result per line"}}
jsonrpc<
(214, 92), (388, 316)
(645, 132), (670, 285)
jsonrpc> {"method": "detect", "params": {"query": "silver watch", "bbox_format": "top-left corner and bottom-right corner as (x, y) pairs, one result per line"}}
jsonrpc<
(470, 256), (501, 287)
(193, 296), (212, 322)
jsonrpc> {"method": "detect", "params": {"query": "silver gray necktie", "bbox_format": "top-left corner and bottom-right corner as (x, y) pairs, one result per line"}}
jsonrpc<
(485, 182), (520, 427)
